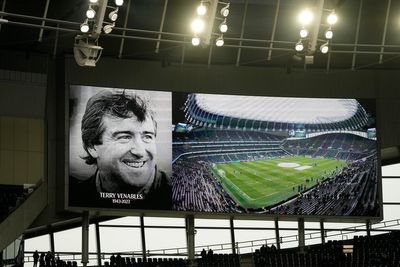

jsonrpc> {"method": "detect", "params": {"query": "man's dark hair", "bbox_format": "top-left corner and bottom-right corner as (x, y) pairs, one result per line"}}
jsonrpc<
(81, 90), (156, 165)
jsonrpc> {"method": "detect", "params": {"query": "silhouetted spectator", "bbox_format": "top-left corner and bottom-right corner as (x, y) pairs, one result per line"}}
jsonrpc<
(39, 252), (46, 267)
(110, 254), (116, 266)
(116, 253), (122, 267)
(207, 249), (213, 260)
(201, 248), (206, 258)
(33, 250), (39, 267)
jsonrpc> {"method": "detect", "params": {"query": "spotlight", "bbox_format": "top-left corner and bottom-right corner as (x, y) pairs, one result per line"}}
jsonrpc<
(197, 3), (207, 16)
(299, 28), (308, 38)
(109, 8), (118, 21)
(220, 4), (230, 17)
(216, 36), (224, 47)
(192, 36), (200, 46)
(89, 0), (98, 3)
(115, 0), (123, 6)
(327, 12), (338, 25)
(295, 41), (304, 52)
(86, 6), (96, 19)
(298, 9), (313, 25)
(320, 43), (329, 54)
(325, 29), (333, 39)
(219, 19), (228, 33)
(103, 23), (115, 34)
(80, 19), (89, 33)
(191, 18), (205, 33)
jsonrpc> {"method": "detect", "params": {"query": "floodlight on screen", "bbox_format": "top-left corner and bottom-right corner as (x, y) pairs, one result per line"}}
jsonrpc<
(80, 20), (89, 33)
(320, 43), (329, 54)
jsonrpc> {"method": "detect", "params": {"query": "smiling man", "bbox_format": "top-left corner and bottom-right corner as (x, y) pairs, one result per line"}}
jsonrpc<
(69, 90), (172, 209)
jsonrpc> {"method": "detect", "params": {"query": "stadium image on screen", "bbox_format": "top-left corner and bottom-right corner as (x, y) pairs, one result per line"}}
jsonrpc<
(171, 93), (379, 217)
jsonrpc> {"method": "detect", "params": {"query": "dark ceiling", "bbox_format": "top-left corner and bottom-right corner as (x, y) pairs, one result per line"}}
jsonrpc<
(0, 0), (399, 71)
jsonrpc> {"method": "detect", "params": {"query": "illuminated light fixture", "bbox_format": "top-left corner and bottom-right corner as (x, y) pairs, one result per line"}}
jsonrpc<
(327, 12), (338, 25)
(191, 18), (205, 33)
(109, 8), (119, 21)
(89, 0), (98, 3)
(80, 19), (89, 33)
(298, 9), (313, 25)
(103, 23), (115, 34)
(325, 29), (333, 39)
(216, 35), (224, 47)
(197, 3), (207, 16)
(220, 3), (230, 17)
(299, 28), (308, 38)
(192, 36), (200, 46)
(219, 19), (228, 33)
(115, 0), (123, 6)
(86, 6), (96, 19)
(295, 41), (304, 52)
(320, 42), (329, 54)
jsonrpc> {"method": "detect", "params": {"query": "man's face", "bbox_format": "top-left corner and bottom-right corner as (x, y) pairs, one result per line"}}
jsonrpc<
(89, 114), (157, 190)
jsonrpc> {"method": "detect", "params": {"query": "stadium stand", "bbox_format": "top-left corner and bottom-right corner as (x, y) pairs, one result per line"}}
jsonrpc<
(253, 231), (400, 267)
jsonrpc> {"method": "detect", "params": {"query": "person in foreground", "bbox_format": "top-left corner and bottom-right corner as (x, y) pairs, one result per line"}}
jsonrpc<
(69, 90), (172, 209)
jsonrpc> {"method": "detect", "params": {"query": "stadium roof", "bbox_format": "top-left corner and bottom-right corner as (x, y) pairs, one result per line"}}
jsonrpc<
(194, 94), (360, 124)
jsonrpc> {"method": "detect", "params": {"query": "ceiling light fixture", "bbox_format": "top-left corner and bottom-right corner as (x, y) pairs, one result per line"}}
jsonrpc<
(115, 0), (123, 6)
(320, 43), (329, 54)
(103, 23), (115, 34)
(86, 6), (96, 19)
(219, 19), (228, 33)
(325, 29), (333, 39)
(298, 9), (313, 25)
(220, 4), (230, 17)
(216, 35), (224, 47)
(192, 36), (200, 46)
(80, 19), (90, 33)
(299, 28), (308, 38)
(191, 18), (205, 33)
(295, 41), (304, 52)
(109, 8), (119, 21)
(327, 12), (338, 25)
(197, 3), (207, 16)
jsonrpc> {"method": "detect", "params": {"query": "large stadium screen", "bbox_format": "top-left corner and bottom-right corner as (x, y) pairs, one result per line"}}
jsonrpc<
(68, 86), (381, 220)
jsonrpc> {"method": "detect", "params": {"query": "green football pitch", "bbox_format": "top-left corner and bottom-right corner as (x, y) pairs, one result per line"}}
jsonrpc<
(211, 156), (348, 209)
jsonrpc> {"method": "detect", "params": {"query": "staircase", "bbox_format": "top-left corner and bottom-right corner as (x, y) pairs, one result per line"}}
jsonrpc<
(0, 182), (47, 251)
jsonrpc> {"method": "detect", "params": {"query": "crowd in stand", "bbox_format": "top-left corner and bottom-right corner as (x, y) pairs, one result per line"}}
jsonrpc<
(268, 156), (379, 216)
(254, 231), (400, 267)
(105, 254), (186, 267)
(284, 133), (376, 161)
(197, 248), (240, 267)
(172, 160), (240, 213)
(32, 251), (77, 267)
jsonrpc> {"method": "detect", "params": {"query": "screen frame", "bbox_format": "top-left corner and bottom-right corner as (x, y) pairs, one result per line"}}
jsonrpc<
(64, 84), (383, 223)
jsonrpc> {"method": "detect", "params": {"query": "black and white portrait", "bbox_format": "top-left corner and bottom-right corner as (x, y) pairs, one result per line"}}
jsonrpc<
(68, 85), (172, 210)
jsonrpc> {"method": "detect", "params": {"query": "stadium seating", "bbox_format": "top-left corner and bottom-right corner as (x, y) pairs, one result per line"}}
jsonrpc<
(253, 231), (400, 267)
(0, 184), (32, 222)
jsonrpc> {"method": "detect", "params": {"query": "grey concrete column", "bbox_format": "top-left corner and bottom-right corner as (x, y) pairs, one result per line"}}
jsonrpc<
(140, 216), (147, 260)
(95, 222), (102, 266)
(230, 218), (236, 254)
(185, 215), (195, 261)
(274, 219), (280, 249)
(298, 218), (305, 251)
(81, 211), (89, 267)
(320, 220), (325, 244)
